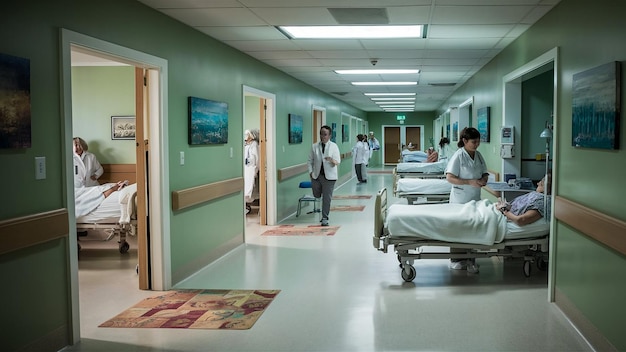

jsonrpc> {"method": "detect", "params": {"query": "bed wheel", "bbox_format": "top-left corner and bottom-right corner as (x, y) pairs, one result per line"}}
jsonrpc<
(401, 265), (416, 282)
(119, 241), (130, 253)
(537, 258), (548, 271)
(523, 261), (531, 277)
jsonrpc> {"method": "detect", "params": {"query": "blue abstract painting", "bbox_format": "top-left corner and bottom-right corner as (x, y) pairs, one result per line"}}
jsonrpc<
(572, 61), (620, 149)
(188, 96), (228, 145)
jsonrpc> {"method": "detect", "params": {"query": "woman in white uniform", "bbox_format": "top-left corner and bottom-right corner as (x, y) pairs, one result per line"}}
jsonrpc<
(244, 129), (260, 214)
(445, 127), (489, 273)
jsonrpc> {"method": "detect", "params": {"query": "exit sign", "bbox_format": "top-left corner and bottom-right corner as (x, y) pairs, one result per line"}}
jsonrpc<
(396, 115), (406, 121)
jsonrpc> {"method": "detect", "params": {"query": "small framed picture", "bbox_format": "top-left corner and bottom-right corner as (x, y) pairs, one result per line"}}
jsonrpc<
(111, 116), (136, 140)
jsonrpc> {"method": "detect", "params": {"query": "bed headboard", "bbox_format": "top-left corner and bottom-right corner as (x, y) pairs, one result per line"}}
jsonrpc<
(99, 164), (136, 185)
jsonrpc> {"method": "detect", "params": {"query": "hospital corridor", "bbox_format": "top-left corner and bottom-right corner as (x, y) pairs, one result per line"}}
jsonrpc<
(67, 169), (592, 352)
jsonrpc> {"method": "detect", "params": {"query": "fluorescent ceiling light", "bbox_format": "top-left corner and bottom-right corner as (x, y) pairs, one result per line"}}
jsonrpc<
(370, 97), (415, 101)
(384, 109), (414, 112)
(279, 25), (423, 39)
(335, 69), (419, 75)
(364, 93), (416, 96)
(352, 82), (417, 86)
(378, 105), (415, 108)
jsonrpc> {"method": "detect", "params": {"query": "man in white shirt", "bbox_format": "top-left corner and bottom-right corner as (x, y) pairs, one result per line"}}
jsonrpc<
(308, 125), (341, 226)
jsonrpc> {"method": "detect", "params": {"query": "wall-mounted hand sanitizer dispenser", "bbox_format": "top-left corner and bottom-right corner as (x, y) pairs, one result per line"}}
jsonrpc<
(500, 126), (514, 158)
(501, 126), (514, 144)
(500, 144), (514, 158)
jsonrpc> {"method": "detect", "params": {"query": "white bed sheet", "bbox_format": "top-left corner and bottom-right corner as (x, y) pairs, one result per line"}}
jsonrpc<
(396, 178), (451, 194)
(396, 160), (446, 173)
(386, 200), (519, 246)
(76, 183), (137, 223)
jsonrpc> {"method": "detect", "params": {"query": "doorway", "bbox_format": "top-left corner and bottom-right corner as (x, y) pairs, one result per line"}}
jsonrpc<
(61, 29), (169, 343)
(243, 86), (277, 227)
(383, 125), (424, 164)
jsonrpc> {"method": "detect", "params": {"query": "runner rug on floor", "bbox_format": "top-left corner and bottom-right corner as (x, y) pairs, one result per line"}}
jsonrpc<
(260, 224), (339, 236)
(332, 195), (372, 199)
(330, 205), (366, 212)
(99, 289), (280, 330)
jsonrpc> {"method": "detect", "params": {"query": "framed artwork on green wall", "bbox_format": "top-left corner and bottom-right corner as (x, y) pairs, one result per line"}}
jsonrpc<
(0, 52), (31, 148)
(188, 96), (228, 145)
(572, 61), (621, 150)
(477, 106), (490, 142)
(111, 116), (135, 140)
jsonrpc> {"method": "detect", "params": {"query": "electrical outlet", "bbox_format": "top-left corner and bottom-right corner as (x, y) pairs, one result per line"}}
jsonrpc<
(35, 157), (46, 180)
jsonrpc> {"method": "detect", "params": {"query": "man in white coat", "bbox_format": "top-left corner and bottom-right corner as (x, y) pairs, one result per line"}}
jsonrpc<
(308, 125), (341, 226)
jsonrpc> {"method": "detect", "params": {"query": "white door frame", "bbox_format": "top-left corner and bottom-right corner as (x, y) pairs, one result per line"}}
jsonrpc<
(502, 47), (558, 301)
(243, 86), (277, 225)
(61, 29), (170, 342)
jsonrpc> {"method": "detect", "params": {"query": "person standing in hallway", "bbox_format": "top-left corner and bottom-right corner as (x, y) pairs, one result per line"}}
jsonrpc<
(352, 134), (368, 183)
(308, 125), (341, 226)
(243, 129), (260, 214)
(445, 127), (489, 273)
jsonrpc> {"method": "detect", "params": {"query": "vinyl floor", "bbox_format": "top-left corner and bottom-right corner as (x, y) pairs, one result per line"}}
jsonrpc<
(63, 168), (592, 352)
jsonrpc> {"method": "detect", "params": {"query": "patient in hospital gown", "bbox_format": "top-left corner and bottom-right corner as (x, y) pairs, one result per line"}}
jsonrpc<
(496, 174), (551, 226)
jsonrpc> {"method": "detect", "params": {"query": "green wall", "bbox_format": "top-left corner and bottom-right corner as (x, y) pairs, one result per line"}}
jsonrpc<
(0, 1), (363, 350)
(436, 0), (626, 349)
(72, 66), (136, 164)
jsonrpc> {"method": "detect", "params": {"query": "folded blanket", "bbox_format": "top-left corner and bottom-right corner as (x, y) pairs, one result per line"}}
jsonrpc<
(385, 199), (507, 245)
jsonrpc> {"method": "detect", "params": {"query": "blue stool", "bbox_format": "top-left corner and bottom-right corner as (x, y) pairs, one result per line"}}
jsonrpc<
(296, 181), (320, 217)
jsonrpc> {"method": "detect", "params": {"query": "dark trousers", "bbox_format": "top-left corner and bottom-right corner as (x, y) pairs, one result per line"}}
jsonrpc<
(355, 163), (364, 182)
(311, 173), (336, 221)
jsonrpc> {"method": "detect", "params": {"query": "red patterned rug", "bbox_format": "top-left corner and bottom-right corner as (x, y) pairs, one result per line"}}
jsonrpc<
(260, 225), (339, 236)
(330, 205), (366, 212)
(99, 289), (279, 330)
(332, 195), (372, 199)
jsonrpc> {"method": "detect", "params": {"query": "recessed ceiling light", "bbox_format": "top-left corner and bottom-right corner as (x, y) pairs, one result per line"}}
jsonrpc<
(335, 69), (419, 74)
(278, 25), (423, 39)
(370, 97), (415, 101)
(352, 82), (417, 86)
(364, 93), (416, 96)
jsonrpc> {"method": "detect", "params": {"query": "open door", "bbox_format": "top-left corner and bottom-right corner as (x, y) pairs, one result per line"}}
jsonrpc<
(258, 98), (267, 225)
(134, 68), (150, 290)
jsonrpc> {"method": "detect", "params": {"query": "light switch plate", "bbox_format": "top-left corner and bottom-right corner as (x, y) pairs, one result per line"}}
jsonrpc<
(35, 156), (46, 180)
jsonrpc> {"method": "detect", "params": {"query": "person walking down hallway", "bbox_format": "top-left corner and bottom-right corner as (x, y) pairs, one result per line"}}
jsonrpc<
(308, 125), (341, 226)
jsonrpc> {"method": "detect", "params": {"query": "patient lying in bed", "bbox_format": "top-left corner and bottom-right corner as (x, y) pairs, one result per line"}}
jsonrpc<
(75, 181), (129, 218)
(496, 174), (551, 226)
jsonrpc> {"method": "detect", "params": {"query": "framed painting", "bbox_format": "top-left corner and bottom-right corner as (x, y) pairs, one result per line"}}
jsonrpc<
(477, 106), (490, 142)
(188, 96), (228, 145)
(0, 53), (31, 148)
(452, 122), (459, 141)
(288, 113), (303, 144)
(331, 122), (337, 142)
(572, 61), (621, 149)
(342, 124), (349, 143)
(111, 116), (136, 140)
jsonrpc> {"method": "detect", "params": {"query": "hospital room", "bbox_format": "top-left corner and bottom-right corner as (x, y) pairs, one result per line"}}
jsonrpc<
(71, 63), (138, 254)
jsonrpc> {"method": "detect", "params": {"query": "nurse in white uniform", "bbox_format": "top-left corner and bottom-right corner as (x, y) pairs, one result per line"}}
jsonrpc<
(445, 127), (489, 272)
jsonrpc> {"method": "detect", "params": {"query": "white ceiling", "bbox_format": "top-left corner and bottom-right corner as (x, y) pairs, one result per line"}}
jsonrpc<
(80, 0), (561, 112)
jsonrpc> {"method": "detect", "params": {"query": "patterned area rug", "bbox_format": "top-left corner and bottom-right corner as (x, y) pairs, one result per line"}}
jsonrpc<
(332, 195), (372, 199)
(99, 289), (280, 330)
(260, 225), (339, 236)
(330, 205), (366, 212)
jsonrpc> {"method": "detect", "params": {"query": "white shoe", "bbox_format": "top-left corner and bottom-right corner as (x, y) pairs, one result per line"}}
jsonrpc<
(449, 260), (467, 270)
(467, 263), (480, 274)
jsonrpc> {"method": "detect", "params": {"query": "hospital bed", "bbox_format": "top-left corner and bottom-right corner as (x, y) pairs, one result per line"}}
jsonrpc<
(372, 188), (549, 282)
(393, 177), (451, 204)
(401, 149), (428, 163)
(394, 160), (447, 179)
(76, 183), (138, 253)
